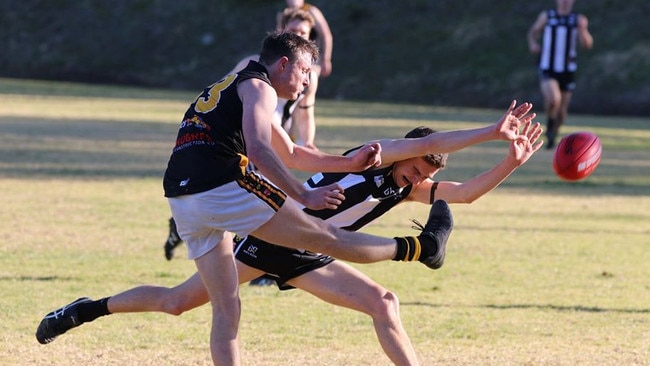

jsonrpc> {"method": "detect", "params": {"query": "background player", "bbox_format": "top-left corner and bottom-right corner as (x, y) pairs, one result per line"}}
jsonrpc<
(527, 0), (593, 149)
(277, 0), (334, 149)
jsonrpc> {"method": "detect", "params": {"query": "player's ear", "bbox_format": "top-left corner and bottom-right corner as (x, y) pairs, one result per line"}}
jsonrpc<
(279, 56), (290, 71)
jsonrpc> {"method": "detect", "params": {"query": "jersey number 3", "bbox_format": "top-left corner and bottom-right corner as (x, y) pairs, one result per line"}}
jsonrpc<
(194, 74), (236, 114)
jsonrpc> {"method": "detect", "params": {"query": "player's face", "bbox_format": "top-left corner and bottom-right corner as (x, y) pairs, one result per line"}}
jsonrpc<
(283, 20), (312, 40)
(557, 0), (575, 11)
(274, 52), (312, 100)
(286, 0), (304, 8)
(392, 157), (440, 188)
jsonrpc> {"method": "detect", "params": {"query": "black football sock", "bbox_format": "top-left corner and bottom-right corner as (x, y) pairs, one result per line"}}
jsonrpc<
(76, 297), (111, 323)
(392, 236), (435, 262)
(546, 118), (557, 138)
(546, 117), (555, 130)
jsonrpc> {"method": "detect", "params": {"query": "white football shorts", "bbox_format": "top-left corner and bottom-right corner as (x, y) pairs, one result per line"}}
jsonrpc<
(168, 172), (286, 259)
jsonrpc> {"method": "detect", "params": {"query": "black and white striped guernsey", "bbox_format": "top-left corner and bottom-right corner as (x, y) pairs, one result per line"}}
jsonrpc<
(539, 9), (579, 73)
(302, 164), (413, 232)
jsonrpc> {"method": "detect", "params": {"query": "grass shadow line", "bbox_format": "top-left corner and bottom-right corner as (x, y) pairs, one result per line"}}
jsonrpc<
(402, 301), (650, 314)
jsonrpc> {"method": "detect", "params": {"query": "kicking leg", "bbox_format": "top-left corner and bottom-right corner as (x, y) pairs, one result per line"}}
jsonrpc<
(252, 197), (453, 269)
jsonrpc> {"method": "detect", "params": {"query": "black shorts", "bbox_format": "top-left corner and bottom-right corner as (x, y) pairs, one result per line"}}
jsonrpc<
(538, 70), (576, 92)
(234, 235), (335, 291)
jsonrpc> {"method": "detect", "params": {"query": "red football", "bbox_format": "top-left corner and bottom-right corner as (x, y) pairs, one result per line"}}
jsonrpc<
(553, 131), (602, 181)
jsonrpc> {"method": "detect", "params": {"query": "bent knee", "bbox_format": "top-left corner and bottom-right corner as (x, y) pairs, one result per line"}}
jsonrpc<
(161, 301), (187, 316)
(366, 289), (401, 319)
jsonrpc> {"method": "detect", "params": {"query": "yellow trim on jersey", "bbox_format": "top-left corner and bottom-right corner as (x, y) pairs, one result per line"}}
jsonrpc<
(236, 173), (286, 211)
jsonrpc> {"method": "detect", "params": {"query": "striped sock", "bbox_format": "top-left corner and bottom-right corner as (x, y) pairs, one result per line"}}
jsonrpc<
(392, 236), (422, 262)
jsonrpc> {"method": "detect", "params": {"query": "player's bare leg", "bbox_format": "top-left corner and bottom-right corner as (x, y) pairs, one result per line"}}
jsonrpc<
(288, 261), (420, 366)
(540, 78), (562, 149)
(194, 232), (241, 366)
(252, 198), (452, 268)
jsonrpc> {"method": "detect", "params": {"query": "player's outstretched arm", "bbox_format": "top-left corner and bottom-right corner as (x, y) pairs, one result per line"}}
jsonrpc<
(371, 100), (534, 166)
(271, 118), (381, 173)
(408, 121), (543, 205)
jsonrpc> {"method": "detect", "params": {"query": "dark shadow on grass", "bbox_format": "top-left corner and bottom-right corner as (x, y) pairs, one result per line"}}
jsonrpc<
(401, 301), (650, 314)
(455, 225), (650, 235)
(0, 116), (174, 179)
(0, 275), (77, 282)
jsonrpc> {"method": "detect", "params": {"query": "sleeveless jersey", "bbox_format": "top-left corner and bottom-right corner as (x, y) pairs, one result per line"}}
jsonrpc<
(303, 159), (412, 231)
(163, 61), (271, 197)
(234, 151), (418, 278)
(539, 9), (579, 73)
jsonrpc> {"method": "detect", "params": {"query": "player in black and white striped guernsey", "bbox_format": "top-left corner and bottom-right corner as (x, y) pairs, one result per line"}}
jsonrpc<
(36, 102), (544, 365)
(527, 0), (593, 149)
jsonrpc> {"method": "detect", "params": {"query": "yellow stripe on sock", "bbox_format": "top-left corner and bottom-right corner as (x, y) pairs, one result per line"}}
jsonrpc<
(412, 236), (421, 261)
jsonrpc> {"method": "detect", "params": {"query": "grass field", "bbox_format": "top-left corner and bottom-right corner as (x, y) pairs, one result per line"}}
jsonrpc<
(1, 78), (649, 365)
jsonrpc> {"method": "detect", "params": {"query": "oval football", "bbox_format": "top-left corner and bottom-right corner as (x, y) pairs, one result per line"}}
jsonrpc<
(552, 131), (602, 181)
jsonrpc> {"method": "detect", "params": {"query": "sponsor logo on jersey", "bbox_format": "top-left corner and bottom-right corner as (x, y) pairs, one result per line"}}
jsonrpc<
(374, 175), (384, 187)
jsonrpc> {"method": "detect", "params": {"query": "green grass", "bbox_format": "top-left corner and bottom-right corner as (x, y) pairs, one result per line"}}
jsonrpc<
(1, 79), (649, 365)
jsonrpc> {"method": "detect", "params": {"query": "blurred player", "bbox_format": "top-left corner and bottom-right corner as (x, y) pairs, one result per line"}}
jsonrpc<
(527, 0), (593, 149)
(277, 0), (334, 149)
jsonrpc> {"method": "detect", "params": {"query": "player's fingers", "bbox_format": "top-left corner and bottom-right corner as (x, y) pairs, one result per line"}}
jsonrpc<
(531, 140), (544, 152)
(327, 184), (345, 200)
(369, 142), (382, 155)
(326, 196), (342, 208)
(371, 154), (382, 167)
(513, 102), (532, 118)
(530, 126), (543, 143)
(328, 183), (345, 194)
(521, 112), (536, 123)
(520, 120), (531, 136)
(514, 134), (529, 144)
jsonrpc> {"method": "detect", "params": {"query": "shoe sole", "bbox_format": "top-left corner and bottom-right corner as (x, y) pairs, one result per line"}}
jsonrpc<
(421, 200), (453, 270)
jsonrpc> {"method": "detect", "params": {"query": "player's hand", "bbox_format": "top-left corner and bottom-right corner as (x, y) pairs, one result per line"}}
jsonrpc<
(508, 121), (544, 166)
(302, 183), (345, 210)
(348, 142), (382, 172)
(496, 100), (536, 142)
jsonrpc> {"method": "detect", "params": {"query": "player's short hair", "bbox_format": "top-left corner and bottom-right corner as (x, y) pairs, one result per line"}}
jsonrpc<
(279, 8), (315, 30)
(259, 31), (319, 66)
(405, 126), (448, 169)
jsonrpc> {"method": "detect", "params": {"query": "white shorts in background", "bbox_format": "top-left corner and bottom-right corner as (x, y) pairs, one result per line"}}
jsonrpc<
(168, 172), (286, 260)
